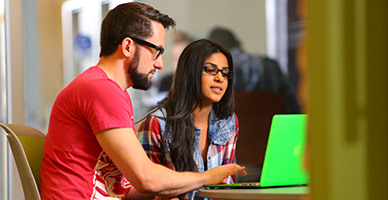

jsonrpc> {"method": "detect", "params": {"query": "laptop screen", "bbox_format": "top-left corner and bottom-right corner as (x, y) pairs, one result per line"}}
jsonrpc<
(260, 114), (309, 187)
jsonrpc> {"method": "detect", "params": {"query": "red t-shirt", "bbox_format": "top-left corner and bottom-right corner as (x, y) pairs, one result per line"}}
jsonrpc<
(41, 66), (134, 199)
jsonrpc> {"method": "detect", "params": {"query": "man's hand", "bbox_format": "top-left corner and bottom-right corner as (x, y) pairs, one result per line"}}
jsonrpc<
(203, 163), (247, 185)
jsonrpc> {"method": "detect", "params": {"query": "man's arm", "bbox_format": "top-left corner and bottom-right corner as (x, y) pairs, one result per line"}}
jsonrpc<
(96, 128), (246, 197)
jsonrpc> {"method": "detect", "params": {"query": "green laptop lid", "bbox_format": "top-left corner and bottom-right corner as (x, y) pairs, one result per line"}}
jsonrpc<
(260, 114), (309, 187)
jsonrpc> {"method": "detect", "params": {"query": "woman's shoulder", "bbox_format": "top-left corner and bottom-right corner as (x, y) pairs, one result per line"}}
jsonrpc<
(145, 108), (168, 134)
(151, 108), (167, 118)
(213, 111), (237, 123)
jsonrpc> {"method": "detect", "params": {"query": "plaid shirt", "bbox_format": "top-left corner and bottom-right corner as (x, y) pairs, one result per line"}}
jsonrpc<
(137, 109), (239, 200)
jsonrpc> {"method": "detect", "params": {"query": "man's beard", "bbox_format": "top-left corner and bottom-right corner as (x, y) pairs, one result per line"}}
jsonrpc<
(128, 50), (153, 90)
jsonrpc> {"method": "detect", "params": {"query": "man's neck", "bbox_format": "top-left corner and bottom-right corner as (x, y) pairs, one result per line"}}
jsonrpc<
(97, 56), (133, 91)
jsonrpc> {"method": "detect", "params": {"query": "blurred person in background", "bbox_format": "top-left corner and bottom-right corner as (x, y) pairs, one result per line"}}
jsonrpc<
(158, 31), (194, 93)
(209, 27), (300, 113)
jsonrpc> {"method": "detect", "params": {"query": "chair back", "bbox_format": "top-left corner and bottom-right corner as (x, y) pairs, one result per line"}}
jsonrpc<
(0, 123), (45, 200)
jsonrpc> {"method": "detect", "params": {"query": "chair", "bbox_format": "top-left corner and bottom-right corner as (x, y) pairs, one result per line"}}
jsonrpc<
(0, 123), (45, 200)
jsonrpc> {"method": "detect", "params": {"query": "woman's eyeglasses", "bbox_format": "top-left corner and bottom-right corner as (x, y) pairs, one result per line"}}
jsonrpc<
(203, 65), (234, 79)
(130, 37), (164, 60)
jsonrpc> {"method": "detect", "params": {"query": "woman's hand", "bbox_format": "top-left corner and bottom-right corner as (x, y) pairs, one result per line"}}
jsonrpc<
(204, 163), (246, 185)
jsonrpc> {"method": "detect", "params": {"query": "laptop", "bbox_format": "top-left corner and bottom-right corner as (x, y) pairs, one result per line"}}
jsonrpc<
(205, 114), (309, 188)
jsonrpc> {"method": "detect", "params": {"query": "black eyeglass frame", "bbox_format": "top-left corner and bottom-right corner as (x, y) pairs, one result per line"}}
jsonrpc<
(130, 37), (164, 60)
(203, 65), (234, 79)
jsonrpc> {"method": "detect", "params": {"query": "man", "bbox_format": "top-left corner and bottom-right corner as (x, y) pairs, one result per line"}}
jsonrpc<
(40, 2), (246, 199)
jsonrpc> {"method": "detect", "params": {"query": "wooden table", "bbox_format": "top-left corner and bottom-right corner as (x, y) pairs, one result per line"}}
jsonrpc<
(198, 186), (309, 200)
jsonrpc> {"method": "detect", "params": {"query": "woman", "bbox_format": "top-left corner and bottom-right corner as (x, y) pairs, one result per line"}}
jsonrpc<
(138, 39), (239, 199)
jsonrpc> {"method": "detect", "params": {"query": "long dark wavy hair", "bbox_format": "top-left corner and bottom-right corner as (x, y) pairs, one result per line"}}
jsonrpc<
(149, 39), (235, 172)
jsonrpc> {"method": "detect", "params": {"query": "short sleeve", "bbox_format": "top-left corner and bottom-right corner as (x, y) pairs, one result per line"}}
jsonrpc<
(75, 78), (134, 135)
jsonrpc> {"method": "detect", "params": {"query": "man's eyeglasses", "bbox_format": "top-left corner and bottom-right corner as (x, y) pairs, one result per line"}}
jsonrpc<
(203, 65), (234, 79)
(131, 37), (164, 60)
